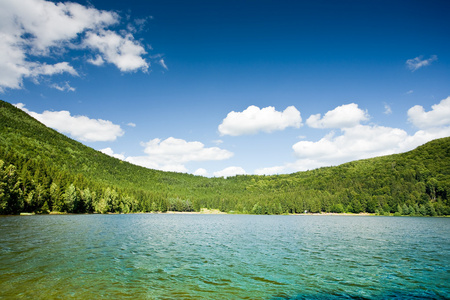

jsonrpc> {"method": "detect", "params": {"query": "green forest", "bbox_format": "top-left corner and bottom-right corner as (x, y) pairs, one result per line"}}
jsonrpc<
(1, 100), (449, 216)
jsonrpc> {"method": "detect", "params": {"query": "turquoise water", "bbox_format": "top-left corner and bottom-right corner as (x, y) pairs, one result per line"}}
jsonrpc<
(0, 214), (449, 299)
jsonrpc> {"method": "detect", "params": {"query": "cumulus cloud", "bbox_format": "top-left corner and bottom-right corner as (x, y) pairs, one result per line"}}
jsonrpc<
(292, 124), (450, 170)
(84, 30), (148, 72)
(213, 166), (246, 178)
(306, 103), (369, 129)
(254, 165), (286, 176)
(87, 55), (105, 66)
(15, 103), (124, 142)
(126, 156), (189, 173)
(407, 96), (450, 129)
(218, 105), (301, 136)
(100, 147), (125, 160)
(30, 62), (79, 78)
(260, 125), (450, 174)
(293, 126), (409, 163)
(126, 137), (233, 173)
(193, 168), (209, 177)
(406, 55), (437, 72)
(256, 98), (450, 174)
(0, 0), (149, 92)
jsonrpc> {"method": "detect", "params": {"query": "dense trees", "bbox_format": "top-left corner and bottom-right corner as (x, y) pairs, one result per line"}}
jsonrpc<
(1, 100), (449, 216)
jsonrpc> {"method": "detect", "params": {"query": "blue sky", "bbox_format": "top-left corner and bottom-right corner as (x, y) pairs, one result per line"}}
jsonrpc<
(1, 0), (450, 177)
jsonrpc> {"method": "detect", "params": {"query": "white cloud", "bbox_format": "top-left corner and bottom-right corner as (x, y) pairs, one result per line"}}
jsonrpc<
(158, 59), (168, 70)
(306, 103), (369, 129)
(127, 122), (136, 127)
(126, 137), (233, 173)
(126, 156), (188, 173)
(0, 0), (149, 92)
(87, 55), (105, 66)
(213, 166), (246, 178)
(30, 62), (79, 78)
(100, 147), (125, 160)
(292, 121), (450, 171)
(293, 126), (409, 163)
(141, 137), (233, 161)
(15, 103), (124, 142)
(218, 105), (302, 136)
(407, 96), (450, 129)
(84, 30), (148, 72)
(50, 81), (76, 92)
(384, 103), (392, 115)
(406, 55), (437, 72)
(254, 165), (287, 176)
(256, 99), (450, 174)
(194, 168), (209, 177)
(261, 125), (450, 174)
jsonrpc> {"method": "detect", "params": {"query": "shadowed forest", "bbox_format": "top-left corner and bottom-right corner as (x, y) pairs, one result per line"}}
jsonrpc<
(1, 100), (449, 216)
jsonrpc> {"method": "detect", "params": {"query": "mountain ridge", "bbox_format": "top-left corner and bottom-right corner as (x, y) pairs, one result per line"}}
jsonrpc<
(1, 100), (449, 215)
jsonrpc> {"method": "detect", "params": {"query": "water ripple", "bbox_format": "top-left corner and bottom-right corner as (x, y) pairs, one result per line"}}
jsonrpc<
(0, 214), (449, 299)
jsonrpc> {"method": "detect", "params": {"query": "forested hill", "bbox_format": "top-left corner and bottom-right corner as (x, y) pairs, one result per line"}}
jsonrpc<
(1, 99), (449, 216)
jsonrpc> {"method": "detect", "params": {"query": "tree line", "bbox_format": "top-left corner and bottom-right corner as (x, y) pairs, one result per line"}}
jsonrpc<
(1, 144), (448, 216)
(0, 100), (449, 216)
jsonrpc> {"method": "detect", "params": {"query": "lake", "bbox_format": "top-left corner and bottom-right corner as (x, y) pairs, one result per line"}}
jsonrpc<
(0, 214), (449, 299)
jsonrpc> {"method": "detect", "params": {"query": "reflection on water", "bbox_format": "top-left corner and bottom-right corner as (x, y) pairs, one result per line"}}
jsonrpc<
(0, 214), (449, 299)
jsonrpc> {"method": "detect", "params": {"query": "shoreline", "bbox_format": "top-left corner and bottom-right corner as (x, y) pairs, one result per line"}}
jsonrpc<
(165, 208), (226, 214)
(298, 212), (375, 216)
(164, 211), (376, 216)
(5, 210), (447, 217)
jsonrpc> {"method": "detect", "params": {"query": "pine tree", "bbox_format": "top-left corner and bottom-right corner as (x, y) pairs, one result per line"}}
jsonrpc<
(63, 184), (77, 212)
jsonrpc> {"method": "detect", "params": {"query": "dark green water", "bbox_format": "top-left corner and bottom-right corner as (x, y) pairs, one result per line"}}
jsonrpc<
(0, 214), (449, 299)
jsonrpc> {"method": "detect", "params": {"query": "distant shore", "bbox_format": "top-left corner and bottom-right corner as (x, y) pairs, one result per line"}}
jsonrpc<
(165, 211), (376, 216)
(11, 210), (447, 217)
(298, 212), (375, 216)
(166, 208), (226, 214)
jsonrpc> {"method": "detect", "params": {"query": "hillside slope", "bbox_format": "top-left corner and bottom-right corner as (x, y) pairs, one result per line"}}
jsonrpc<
(1, 100), (449, 215)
